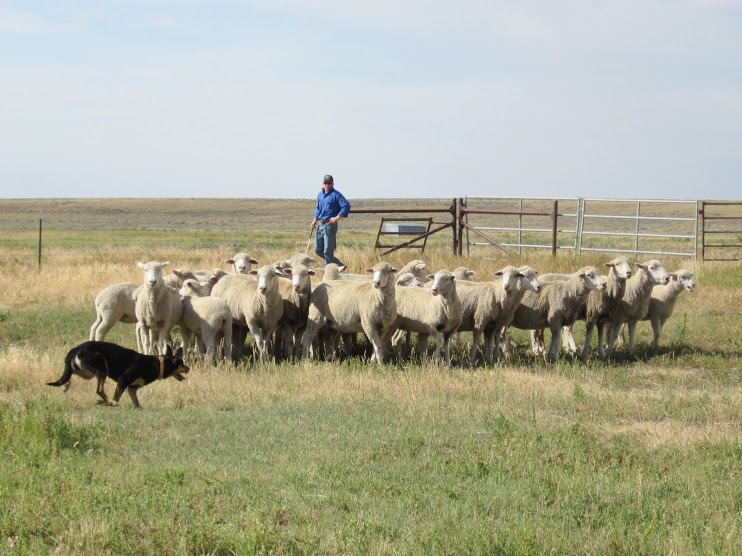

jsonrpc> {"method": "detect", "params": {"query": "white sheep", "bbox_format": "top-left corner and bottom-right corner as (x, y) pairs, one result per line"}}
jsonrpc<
(89, 283), (141, 342)
(134, 261), (183, 355)
(302, 262), (398, 365)
(275, 264), (315, 360)
(457, 265), (541, 366)
(210, 273), (255, 361)
(178, 279), (233, 362)
(509, 266), (607, 362)
(226, 252), (259, 274)
(240, 265), (284, 363)
(604, 259), (671, 356)
(535, 257), (634, 359)
(642, 269), (696, 351)
(392, 270), (462, 367)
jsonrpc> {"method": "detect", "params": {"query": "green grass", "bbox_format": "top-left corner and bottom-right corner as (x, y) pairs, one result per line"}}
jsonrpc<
(1, 207), (742, 554)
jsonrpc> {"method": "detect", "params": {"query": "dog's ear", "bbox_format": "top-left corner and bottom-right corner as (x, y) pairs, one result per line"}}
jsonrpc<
(174, 347), (183, 359)
(165, 345), (173, 357)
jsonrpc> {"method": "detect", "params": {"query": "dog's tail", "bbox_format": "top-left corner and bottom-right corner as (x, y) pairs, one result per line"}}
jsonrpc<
(47, 348), (76, 387)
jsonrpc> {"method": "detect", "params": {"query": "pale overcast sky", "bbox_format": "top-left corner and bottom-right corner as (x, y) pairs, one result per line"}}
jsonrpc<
(1, 1), (741, 199)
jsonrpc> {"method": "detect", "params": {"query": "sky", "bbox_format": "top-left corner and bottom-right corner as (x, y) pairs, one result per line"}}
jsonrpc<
(1, 1), (741, 200)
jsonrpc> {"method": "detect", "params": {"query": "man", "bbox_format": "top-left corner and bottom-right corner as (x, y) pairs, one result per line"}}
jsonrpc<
(311, 174), (351, 269)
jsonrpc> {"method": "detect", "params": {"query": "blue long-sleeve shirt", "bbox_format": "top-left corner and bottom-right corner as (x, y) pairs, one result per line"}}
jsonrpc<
(314, 188), (351, 220)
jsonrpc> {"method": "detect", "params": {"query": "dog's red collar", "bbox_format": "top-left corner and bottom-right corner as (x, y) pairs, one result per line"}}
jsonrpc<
(158, 356), (165, 380)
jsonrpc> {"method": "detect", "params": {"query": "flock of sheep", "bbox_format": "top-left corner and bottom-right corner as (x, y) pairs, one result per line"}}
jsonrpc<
(88, 252), (696, 367)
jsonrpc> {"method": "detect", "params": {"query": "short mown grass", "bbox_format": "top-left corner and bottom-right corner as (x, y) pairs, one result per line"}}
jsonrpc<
(1, 212), (742, 554)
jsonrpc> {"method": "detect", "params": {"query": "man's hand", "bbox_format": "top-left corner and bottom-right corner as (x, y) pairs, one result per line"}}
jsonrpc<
(311, 218), (317, 229)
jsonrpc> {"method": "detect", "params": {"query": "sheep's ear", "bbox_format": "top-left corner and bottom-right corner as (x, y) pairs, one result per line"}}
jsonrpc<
(307, 257), (316, 263)
(161, 261), (170, 268)
(365, 268), (374, 274)
(248, 270), (258, 276)
(391, 267), (398, 273)
(466, 271), (476, 277)
(604, 262), (614, 268)
(308, 270), (316, 276)
(670, 273), (678, 280)
(208, 275), (219, 286)
(282, 268), (293, 276)
(516, 272), (524, 278)
(250, 258), (259, 264)
(636, 263), (647, 271)
(172, 269), (182, 277)
(225, 258), (235, 265)
(426, 274), (435, 280)
(494, 271), (503, 277)
(137, 262), (145, 269)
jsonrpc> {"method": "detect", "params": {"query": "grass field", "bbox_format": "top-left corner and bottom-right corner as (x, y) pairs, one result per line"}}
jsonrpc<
(1, 199), (742, 554)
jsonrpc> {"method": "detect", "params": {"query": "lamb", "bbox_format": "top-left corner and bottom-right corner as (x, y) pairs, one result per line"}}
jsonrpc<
(456, 266), (541, 366)
(89, 283), (141, 342)
(302, 262), (398, 365)
(134, 261), (183, 355)
(391, 270), (462, 367)
(226, 252), (259, 274)
(178, 279), (233, 362)
(604, 259), (671, 356)
(275, 264), (315, 360)
(642, 269), (696, 351)
(509, 266), (607, 362)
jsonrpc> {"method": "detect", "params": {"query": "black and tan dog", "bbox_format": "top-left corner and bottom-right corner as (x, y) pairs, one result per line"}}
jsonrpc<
(48, 341), (190, 408)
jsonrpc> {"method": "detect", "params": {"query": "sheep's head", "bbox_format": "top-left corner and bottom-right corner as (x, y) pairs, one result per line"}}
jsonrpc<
(396, 272), (423, 288)
(366, 262), (398, 289)
(605, 256), (632, 280)
(494, 266), (520, 293)
(179, 279), (204, 299)
(283, 264), (315, 293)
(322, 263), (342, 281)
(226, 252), (259, 274)
(577, 266), (607, 291)
(138, 261), (169, 288)
(452, 267), (476, 281)
(517, 265), (541, 293)
(288, 253), (316, 269)
(428, 270), (455, 297)
(637, 260), (671, 286)
(249, 265), (279, 294)
(672, 270), (696, 292)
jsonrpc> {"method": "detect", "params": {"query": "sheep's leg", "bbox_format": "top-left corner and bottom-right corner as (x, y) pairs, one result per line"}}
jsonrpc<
(627, 321), (638, 355)
(430, 330), (443, 363)
(202, 327), (217, 363)
(582, 322), (595, 359)
(222, 326), (232, 361)
(469, 328), (482, 366)
(443, 333), (453, 368)
(417, 334), (430, 362)
(547, 324), (562, 362)
(364, 325), (386, 365)
(604, 321), (622, 357)
(391, 328), (408, 361)
(651, 317), (663, 351)
(562, 325), (577, 355)
(180, 327), (192, 356)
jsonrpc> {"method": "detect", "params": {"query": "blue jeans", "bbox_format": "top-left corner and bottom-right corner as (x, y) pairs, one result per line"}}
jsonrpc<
(315, 222), (344, 267)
